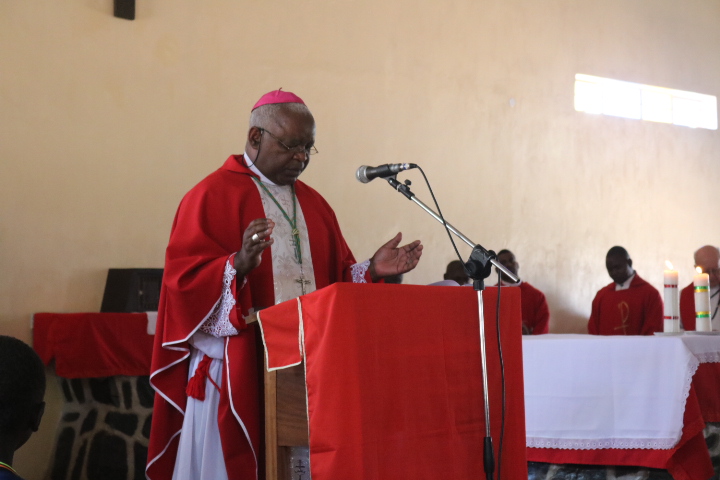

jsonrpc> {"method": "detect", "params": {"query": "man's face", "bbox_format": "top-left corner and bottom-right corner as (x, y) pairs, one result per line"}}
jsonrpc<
(496, 251), (519, 283)
(695, 250), (720, 287)
(253, 109), (315, 186)
(606, 254), (632, 285)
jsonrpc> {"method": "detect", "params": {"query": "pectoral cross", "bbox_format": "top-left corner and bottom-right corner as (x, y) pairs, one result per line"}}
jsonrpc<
(291, 228), (302, 264)
(295, 274), (311, 295)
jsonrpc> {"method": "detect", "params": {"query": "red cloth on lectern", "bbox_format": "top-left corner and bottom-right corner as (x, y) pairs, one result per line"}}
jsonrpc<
(527, 386), (713, 480)
(259, 283), (527, 480)
(679, 282), (696, 331)
(33, 312), (153, 378)
(587, 274), (663, 336)
(147, 155), (359, 480)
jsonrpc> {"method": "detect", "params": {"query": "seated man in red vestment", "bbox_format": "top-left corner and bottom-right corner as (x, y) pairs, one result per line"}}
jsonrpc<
(0, 336), (46, 480)
(588, 246), (663, 335)
(146, 90), (423, 480)
(679, 245), (720, 331)
(494, 249), (550, 335)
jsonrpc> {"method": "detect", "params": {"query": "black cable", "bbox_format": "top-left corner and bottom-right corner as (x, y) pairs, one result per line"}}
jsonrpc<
(495, 270), (506, 479)
(417, 167), (465, 265)
(413, 167), (507, 477)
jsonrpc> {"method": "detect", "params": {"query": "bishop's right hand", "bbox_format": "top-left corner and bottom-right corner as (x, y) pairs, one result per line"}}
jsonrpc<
(234, 218), (275, 278)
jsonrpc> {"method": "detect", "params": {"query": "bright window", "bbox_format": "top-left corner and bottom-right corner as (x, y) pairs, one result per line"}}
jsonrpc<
(574, 74), (717, 130)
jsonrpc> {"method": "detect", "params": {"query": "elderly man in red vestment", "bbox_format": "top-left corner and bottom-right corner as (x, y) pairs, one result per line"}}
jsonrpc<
(679, 245), (720, 331)
(588, 246), (663, 335)
(494, 249), (550, 334)
(146, 90), (423, 480)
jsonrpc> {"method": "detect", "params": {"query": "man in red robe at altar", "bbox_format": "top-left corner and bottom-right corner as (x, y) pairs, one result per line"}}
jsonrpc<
(494, 249), (550, 334)
(588, 246), (663, 336)
(679, 245), (720, 331)
(146, 89), (423, 480)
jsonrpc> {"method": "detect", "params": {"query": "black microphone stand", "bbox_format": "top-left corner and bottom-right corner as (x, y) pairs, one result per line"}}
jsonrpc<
(385, 176), (518, 480)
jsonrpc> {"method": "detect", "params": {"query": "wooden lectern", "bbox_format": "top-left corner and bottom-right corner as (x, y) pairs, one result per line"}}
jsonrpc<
(263, 364), (309, 479)
(256, 283), (527, 480)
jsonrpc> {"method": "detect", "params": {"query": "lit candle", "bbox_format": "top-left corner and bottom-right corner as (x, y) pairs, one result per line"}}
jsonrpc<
(663, 261), (680, 332)
(694, 266), (712, 332)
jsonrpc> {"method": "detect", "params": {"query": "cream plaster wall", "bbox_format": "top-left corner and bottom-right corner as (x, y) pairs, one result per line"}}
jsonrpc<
(2, 0), (719, 478)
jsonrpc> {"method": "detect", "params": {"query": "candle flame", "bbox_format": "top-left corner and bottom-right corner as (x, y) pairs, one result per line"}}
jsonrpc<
(665, 260), (674, 270)
(696, 266), (703, 274)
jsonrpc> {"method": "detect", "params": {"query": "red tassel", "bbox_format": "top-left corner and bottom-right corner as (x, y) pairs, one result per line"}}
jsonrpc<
(186, 354), (213, 401)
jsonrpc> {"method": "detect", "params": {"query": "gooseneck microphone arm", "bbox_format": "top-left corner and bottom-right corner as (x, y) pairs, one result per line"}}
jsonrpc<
(385, 177), (519, 283)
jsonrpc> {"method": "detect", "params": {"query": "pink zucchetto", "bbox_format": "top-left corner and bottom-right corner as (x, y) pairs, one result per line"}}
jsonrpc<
(252, 88), (305, 111)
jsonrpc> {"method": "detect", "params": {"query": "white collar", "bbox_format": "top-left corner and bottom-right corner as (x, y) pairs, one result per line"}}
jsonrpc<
(244, 152), (277, 186)
(615, 272), (636, 291)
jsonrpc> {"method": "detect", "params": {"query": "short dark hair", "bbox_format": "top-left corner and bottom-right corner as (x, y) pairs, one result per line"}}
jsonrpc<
(497, 249), (513, 257)
(606, 246), (630, 259)
(446, 259), (465, 271)
(0, 336), (46, 432)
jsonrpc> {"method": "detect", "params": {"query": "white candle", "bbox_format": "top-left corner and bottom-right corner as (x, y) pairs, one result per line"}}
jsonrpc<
(663, 262), (679, 332)
(694, 267), (712, 332)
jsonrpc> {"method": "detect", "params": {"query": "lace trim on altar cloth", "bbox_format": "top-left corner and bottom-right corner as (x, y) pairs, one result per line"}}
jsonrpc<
(351, 259), (370, 283)
(200, 260), (240, 338)
(696, 351), (720, 363)
(526, 437), (681, 450)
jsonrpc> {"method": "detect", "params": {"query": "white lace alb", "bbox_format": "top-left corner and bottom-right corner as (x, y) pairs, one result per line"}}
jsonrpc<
(200, 259), (240, 337)
(351, 260), (370, 283)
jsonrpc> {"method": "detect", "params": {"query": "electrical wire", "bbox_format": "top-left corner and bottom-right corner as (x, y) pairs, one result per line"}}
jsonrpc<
(413, 167), (507, 477)
(416, 167), (465, 265)
(495, 270), (506, 479)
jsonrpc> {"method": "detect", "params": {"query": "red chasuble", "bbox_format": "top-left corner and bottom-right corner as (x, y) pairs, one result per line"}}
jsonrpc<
(147, 155), (360, 480)
(587, 274), (663, 336)
(519, 281), (550, 334)
(679, 282), (696, 331)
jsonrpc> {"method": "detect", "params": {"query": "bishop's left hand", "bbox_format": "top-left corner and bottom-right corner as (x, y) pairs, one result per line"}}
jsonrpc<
(369, 232), (423, 282)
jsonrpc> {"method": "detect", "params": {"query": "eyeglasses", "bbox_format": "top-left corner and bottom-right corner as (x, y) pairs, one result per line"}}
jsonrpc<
(261, 128), (318, 156)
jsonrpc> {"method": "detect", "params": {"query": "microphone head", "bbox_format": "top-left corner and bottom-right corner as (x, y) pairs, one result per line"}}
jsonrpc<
(355, 165), (370, 184)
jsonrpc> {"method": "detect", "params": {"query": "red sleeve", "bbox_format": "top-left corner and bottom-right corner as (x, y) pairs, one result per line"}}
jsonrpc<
(641, 286), (664, 335)
(588, 290), (602, 335)
(149, 166), (266, 480)
(532, 291), (550, 335)
(680, 283), (696, 331)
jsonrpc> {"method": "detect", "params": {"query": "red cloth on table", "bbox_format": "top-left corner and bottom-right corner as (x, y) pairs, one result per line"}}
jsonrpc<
(147, 155), (361, 480)
(679, 282), (696, 331)
(519, 281), (550, 334)
(32, 312), (153, 378)
(587, 274), (663, 336)
(527, 386), (713, 480)
(693, 362), (720, 422)
(259, 283), (527, 480)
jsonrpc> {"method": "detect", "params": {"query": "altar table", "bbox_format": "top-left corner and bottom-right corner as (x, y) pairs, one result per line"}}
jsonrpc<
(523, 334), (719, 480)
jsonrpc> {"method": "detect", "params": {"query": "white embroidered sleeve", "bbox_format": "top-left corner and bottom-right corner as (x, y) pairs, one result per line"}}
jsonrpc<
(200, 259), (240, 337)
(351, 259), (370, 284)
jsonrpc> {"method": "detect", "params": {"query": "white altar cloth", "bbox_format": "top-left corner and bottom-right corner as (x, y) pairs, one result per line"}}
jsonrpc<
(523, 334), (698, 450)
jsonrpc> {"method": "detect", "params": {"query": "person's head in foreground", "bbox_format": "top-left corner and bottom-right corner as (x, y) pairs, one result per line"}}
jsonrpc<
(0, 336), (46, 479)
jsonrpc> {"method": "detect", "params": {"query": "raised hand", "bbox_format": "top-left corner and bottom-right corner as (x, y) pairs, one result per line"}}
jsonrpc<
(234, 218), (275, 278)
(369, 232), (423, 282)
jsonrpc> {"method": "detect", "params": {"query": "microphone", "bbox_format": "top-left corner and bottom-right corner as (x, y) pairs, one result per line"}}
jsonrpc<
(355, 163), (418, 183)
